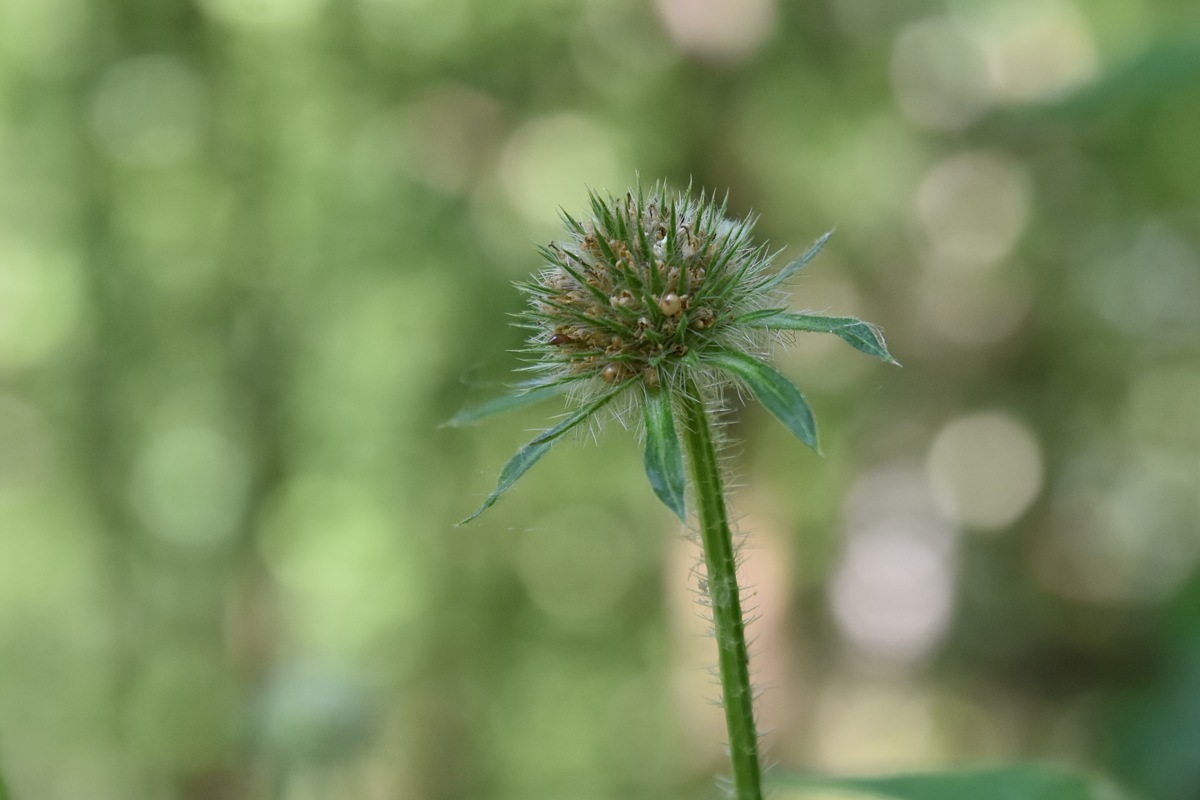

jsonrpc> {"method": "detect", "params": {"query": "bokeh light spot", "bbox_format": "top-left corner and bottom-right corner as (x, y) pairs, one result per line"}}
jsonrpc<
(829, 525), (957, 663)
(1081, 222), (1200, 339)
(914, 150), (1030, 273)
(1046, 452), (1200, 604)
(927, 411), (1043, 531)
(0, 0), (89, 75)
(655, 0), (775, 62)
(257, 476), (428, 654)
(913, 270), (1031, 348)
(252, 660), (374, 764)
(891, 18), (993, 131)
(498, 114), (623, 228)
(514, 508), (639, 623)
(833, 465), (958, 664)
(89, 55), (205, 167)
(0, 243), (82, 370)
(129, 426), (250, 548)
(978, 0), (1098, 102)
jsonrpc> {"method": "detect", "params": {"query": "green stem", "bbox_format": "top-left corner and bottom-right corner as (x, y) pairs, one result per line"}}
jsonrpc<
(678, 377), (763, 800)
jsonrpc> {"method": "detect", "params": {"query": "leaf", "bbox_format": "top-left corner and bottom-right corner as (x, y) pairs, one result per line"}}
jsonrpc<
(740, 310), (898, 364)
(705, 350), (819, 452)
(457, 389), (620, 525)
(762, 229), (833, 290)
(642, 387), (686, 521)
(441, 383), (567, 428)
(770, 764), (1128, 800)
(992, 40), (1200, 123)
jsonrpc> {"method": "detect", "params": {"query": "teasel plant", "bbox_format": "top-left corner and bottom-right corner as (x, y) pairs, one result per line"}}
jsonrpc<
(448, 181), (897, 800)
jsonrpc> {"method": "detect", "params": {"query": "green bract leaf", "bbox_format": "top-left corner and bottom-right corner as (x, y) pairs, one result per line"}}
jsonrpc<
(642, 387), (686, 521)
(441, 383), (568, 428)
(458, 389), (621, 525)
(762, 229), (833, 290)
(740, 310), (898, 364)
(770, 764), (1128, 800)
(706, 350), (819, 452)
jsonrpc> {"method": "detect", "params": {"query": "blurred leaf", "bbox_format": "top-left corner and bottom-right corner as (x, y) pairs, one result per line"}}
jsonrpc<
(979, 40), (1200, 136)
(739, 310), (898, 364)
(703, 350), (819, 452)
(458, 388), (621, 525)
(1049, 40), (1200, 117)
(771, 764), (1129, 800)
(642, 385), (686, 521)
(1110, 573), (1200, 799)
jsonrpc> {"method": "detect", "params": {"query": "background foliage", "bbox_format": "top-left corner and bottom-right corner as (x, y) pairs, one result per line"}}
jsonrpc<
(1, 0), (1199, 798)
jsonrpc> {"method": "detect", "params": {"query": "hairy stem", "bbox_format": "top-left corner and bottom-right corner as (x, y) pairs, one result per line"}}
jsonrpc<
(679, 376), (763, 800)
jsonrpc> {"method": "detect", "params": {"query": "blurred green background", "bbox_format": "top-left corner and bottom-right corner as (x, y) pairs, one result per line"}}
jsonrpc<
(1, 0), (1199, 798)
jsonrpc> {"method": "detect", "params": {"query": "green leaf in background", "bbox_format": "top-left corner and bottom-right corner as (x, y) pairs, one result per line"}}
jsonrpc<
(704, 350), (820, 452)
(441, 382), (567, 428)
(739, 310), (899, 364)
(770, 764), (1129, 800)
(762, 229), (833, 290)
(1002, 40), (1200, 121)
(642, 386), (686, 521)
(458, 388), (621, 525)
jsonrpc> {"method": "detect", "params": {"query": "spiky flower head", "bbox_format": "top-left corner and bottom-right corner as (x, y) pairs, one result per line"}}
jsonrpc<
(451, 181), (896, 524)
(517, 183), (779, 400)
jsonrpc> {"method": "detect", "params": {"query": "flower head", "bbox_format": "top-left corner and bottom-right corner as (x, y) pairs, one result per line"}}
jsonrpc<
(450, 181), (896, 524)
(516, 183), (778, 401)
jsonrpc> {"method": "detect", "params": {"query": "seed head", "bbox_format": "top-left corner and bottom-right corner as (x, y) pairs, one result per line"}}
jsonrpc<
(517, 182), (780, 403)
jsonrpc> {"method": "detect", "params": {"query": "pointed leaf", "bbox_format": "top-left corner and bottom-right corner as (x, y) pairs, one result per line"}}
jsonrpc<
(770, 764), (1127, 800)
(740, 310), (898, 364)
(706, 350), (819, 452)
(441, 383), (568, 428)
(458, 390), (620, 525)
(642, 387), (686, 521)
(762, 229), (833, 289)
